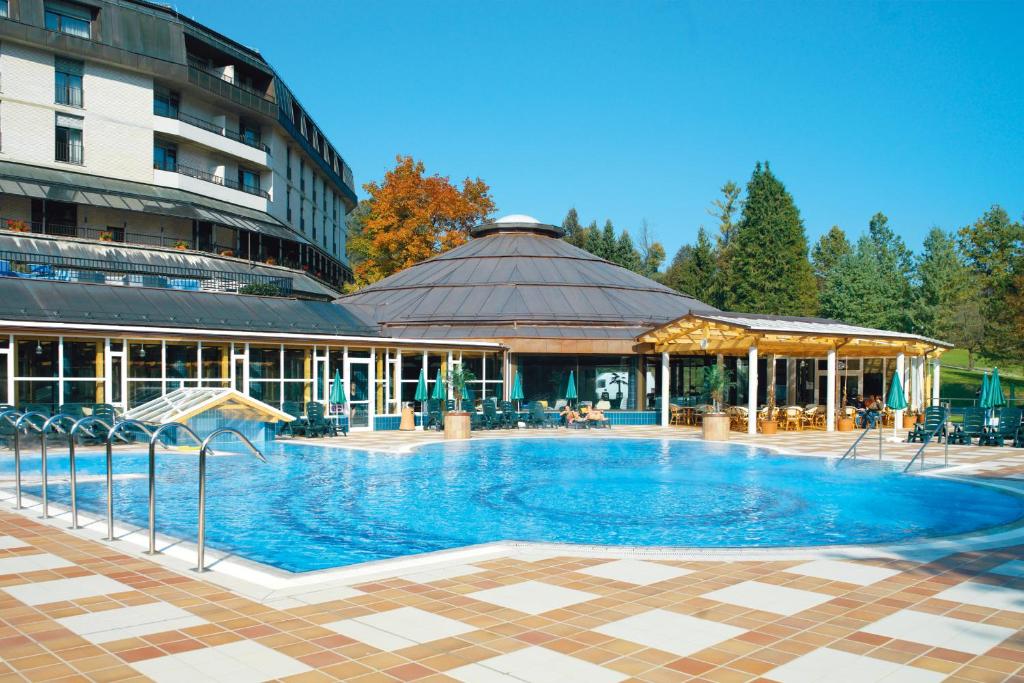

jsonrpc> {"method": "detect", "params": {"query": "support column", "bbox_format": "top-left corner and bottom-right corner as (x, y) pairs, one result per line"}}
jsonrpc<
(915, 356), (926, 410)
(895, 352), (905, 427)
(826, 347), (837, 432)
(932, 358), (941, 406)
(747, 345), (758, 434)
(661, 352), (670, 427)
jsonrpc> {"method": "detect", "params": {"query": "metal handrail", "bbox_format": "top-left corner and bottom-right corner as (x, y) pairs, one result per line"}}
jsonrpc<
(837, 425), (874, 464)
(195, 429), (266, 572)
(103, 420), (155, 541)
(67, 416), (114, 529)
(12, 412), (47, 510)
(169, 163), (271, 200)
(904, 421), (949, 472)
(0, 410), (24, 508)
(38, 414), (76, 518)
(145, 423), (203, 554)
(154, 106), (270, 154)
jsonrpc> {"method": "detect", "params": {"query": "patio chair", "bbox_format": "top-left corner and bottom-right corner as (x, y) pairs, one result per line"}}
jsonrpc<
(907, 406), (947, 443)
(23, 403), (52, 417)
(482, 399), (502, 429)
(947, 408), (985, 445)
(979, 408), (1023, 447)
(800, 406), (819, 430)
(499, 400), (518, 429)
(304, 402), (334, 437)
(424, 399), (444, 431)
(527, 402), (555, 428)
(782, 406), (802, 431)
(445, 399), (456, 412)
(669, 404), (686, 425)
(58, 403), (87, 420)
(279, 401), (305, 436)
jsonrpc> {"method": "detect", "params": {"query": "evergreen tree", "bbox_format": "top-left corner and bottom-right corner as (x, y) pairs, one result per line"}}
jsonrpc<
(614, 230), (643, 272)
(561, 208), (583, 248)
(637, 220), (667, 278)
(810, 226), (851, 292)
(665, 227), (717, 303)
(709, 181), (742, 249)
(599, 220), (617, 260)
(865, 212), (914, 332)
(722, 162), (818, 315)
(910, 227), (972, 340)
(581, 220), (601, 256)
(820, 236), (889, 326)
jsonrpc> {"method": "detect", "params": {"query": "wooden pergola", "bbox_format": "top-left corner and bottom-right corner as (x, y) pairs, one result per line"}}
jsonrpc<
(635, 312), (952, 433)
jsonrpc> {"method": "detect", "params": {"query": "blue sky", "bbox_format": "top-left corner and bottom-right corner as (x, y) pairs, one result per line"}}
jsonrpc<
(177, 0), (1023, 259)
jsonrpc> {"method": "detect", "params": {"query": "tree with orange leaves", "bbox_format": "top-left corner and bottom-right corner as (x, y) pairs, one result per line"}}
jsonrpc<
(347, 155), (495, 288)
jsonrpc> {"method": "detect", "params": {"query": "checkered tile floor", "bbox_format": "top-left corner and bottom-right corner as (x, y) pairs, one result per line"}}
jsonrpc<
(0, 428), (1023, 682)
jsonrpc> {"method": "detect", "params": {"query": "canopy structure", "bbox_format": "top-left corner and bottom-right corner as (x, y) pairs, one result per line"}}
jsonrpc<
(123, 387), (294, 425)
(636, 312), (952, 357)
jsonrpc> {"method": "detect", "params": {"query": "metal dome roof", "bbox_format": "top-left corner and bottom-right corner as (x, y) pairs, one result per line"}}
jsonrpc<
(337, 223), (718, 341)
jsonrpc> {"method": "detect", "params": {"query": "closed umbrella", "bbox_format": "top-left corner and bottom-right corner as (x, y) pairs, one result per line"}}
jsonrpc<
(329, 368), (345, 431)
(565, 370), (578, 406)
(881, 371), (908, 458)
(414, 369), (428, 413)
(431, 369), (445, 401)
(510, 371), (524, 410)
(989, 368), (1006, 409)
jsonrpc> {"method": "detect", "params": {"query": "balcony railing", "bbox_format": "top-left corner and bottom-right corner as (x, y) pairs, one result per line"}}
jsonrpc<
(154, 105), (270, 154)
(0, 249), (294, 295)
(55, 141), (84, 165)
(157, 162), (270, 200)
(186, 60), (276, 117)
(55, 85), (83, 107)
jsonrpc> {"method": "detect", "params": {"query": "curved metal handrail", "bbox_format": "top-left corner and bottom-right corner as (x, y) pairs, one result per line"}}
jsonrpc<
(62, 416), (114, 529)
(100, 420), (155, 541)
(10, 412), (47, 511)
(145, 423), (203, 554)
(195, 429), (266, 571)
(37, 413), (76, 518)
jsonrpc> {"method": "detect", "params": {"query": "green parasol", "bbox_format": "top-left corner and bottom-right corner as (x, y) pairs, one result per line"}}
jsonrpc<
(989, 368), (1006, 409)
(510, 371), (524, 407)
(565, 370), (578, 404)
(329, 369), (345, 404)
(979, 372), (991, 409)
(414, 369), (428, 403)
(886, 372), (907, 411)
(431, 369), (445, 401)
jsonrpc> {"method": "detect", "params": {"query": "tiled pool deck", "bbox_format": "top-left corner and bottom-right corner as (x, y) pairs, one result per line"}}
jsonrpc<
(1, 426), (1023, 682)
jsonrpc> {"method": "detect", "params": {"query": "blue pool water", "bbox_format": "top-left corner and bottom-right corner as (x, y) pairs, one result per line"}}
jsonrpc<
(5, 438), (1024, 572)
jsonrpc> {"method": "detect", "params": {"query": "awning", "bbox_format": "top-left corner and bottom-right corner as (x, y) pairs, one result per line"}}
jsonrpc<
(636, 312), (953, 357)
(123, 387), (295, 424)
(0, 160), (309, 245)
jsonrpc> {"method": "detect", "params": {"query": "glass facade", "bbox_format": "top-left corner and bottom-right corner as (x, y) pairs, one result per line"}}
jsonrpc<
(518, 354), (636, 409)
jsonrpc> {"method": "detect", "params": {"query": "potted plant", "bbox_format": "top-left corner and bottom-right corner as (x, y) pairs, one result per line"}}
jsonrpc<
(98, 230), (114, 242)
(761, 393), (778, 435)
(264, 256), (277, 266)
(702, 365), (731, 441)
(173, 240), (188, 250)
(443, 367), (476, 439)
(6, 219), (30, 233)
(902, 409), (918, 429)
(220, 248), (235, 257)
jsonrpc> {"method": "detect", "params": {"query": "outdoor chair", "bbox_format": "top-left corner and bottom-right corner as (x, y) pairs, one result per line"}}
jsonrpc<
(424, 399), (444, 431)
(527, 402), (555, 428)
(669, 404), (686, 425)
(279, 400), (305, 436)
(800, 406), (819, 430)
(58, 403), (87, 420)
(586, 409), (611, 429)
(979, 408), (1022, 447)
(907, 406), (947, 443)
(947, 407), (985, 445)
(23, 403), (52, 417)
(482, 399), (502, 429)
(782, 406), (802, 431)
(304, 402), (334, 437)
(499, 400), (518, 428)
(445, 399), (456, 412)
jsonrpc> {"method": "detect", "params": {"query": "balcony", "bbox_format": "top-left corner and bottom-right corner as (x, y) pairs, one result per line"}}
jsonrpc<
(186, 59), (276, 117)
(153, 160), (270, 212)
(167, 162), (269, 199)
(154, 105), (270, 169)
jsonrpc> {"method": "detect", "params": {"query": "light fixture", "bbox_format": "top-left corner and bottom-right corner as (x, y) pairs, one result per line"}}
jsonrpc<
(35, 341), (42, 355)
(700, 338), (709, 351)
(139, 345), (147, 359)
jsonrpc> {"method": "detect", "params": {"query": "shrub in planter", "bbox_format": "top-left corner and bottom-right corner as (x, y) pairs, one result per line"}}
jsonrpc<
(173, 240), (188, 250)
(98, 231), (114, 242)
(6, 219), (30, 232)
(238, 283), (281, 297)
(220, 249), (235, 257)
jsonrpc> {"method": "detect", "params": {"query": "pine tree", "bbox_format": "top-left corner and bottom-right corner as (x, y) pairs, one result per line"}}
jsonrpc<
(866, 212), (914, 332)
(665, 227), (717, 303)
(709, 181), (742, 249)
(910, 227), (972, 340)
(561, 208), (583, 247)
(598, 220), (617, 260)
(614, 230), (643, 272)
(811, 226), (851, 290)
(722, 162), (818, 316)
(820, 236), (888, 326)
(581, 220), (601, 256)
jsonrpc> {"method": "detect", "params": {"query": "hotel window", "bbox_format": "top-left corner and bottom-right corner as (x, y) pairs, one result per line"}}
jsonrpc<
(286, 146), (292, 180)
(45, 1), (93, 39)
(299, 205), (304, 231)
(153, 140), (177, 171)
(286, 190), (292, 222)
(0, 1), (8, 18)
(299, 159), (305, 192)
(238, 167), (260, 194)
(55, 113), (83, 164)
(312, 177), (317, 204)
(311, 209), (317, 240)
(54, 57), (83, 107)
(239, 118), (261, 148)
(153, 86), (179, 118)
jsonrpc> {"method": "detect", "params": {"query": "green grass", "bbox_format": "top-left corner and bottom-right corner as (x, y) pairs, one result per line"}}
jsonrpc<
(941, 349), (1024, 377)
(941, 362), (1024, 404)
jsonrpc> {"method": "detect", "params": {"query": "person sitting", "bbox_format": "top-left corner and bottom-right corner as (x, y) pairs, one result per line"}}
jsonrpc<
(586, 407), (610, 428)
(859, 395), (881, 428)
(560, 404), (581, 426)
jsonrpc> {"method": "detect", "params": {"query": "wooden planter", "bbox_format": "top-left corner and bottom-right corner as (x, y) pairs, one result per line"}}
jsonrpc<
(444, 413), (471, 440)
(902, 415), (917, 429)
(761, 420), (778, 435)
(837, 417), (855, 432)
(702, 414), (730, 441)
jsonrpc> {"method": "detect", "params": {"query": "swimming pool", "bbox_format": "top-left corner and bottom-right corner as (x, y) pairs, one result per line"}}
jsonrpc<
(7, 438), (1024, 572)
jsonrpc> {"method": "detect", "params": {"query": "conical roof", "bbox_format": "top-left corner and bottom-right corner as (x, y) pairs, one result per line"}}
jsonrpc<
(337, 216), (717, 344)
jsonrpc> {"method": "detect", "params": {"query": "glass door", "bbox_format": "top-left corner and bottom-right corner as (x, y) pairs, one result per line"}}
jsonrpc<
(346, 358), (372, 429)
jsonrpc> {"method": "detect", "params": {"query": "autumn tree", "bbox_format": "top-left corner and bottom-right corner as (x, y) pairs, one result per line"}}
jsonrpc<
(348, 155), (495, 287)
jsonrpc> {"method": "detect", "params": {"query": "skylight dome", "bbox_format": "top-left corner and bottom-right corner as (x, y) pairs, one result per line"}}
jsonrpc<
(495, 214), (541, 224)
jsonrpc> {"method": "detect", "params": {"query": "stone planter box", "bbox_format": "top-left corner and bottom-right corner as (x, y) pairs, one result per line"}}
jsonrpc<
(702, 414), (730, 441)
(444, 413), (471, 440)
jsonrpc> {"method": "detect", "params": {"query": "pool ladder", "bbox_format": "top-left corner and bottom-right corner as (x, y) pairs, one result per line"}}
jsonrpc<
(837, 425), (881, 465)
(4, 411), (265, 572)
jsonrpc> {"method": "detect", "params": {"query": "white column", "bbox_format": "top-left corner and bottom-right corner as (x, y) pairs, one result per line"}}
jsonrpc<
(932, 358), (941, 406)
(915, 356), (926, 410)
(894, 352), (905, 427)
(747, 345), (758, 434)
(826, 347), (837, 432)
(660, 351), (670, 427)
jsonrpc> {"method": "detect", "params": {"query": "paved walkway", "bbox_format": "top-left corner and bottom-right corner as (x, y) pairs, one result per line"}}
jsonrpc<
(0, 428), (1023, 682)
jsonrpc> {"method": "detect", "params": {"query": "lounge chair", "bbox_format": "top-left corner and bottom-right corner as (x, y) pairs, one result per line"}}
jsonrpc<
(979, 408), (1022, 447)
(482, 399), (502, 429)
(424, 399), (444, 431)
(279, 400), (305, 436)
(304, 402), (333, 437)
(907, 406), (947, 443)
(586, 409), (611, 429)
(947, 408), (985, 445)
(499, 400), (518, 429)
(527, 402), (555, 428)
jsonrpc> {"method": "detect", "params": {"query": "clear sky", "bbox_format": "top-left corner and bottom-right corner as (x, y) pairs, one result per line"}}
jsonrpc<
(174, 0), (1023, 258)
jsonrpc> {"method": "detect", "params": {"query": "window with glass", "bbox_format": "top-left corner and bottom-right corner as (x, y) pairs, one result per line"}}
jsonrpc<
(519, 354), (637, 410)
(55, 114), (83, 164)
(238, 168), (260, 194)
(128, 343), (162, 378)
(286, 146), (292, 180)
(153, 140), (177, 171)
(63, 340), (100, 378)
(0, 1), (9, 18)
(45, 1), (92, 38)
(164, 343), (198, 389)
(239, 119), (261, 147)
(200, 344), (228, 385)
(153, 87), (179, 118)
(54, 57), (83, 106)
